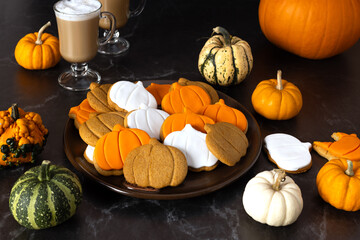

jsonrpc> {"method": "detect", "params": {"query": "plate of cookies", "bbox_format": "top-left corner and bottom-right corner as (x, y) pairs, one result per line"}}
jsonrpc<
(64, 79), (261, 200)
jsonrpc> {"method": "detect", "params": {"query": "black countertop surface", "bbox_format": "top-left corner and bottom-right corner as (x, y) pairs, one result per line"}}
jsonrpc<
(1, 0), (360, 239)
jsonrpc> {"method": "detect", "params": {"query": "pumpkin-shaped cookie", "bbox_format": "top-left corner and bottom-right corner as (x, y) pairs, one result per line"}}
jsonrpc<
(177, 78), (219, 104)
(94, 124), (150, 176)
(108, 81), (157, 112)
(161, 82), (211, 115)
(68, 99), (96, 129)
(124, 139), (188, 189)
(197, 99), (248, 133)
(125, 104), (169, 139)
(164, 124), (218, 171)
(160, 108), (215, 140)
(87, 83), (115, 113)
(145, 83), (171, 105)
(204, 122), (248, 166)
(79, 111), (126, 146)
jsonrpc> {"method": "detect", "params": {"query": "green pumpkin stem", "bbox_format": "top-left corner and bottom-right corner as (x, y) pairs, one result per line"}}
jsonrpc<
(276, 70), (283, 90)
(345, 159), (354, 177)
(273, 169), (286, 191)
(11, 103), (20, 121)
(213, 26), (231, 46)
(35, 21), (51, 45)
(39, 160), (52, 181)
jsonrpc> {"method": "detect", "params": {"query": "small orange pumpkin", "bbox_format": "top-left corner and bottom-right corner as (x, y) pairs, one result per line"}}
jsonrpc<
(14, 21), (61, 70)
(316, 159), (360, 211)
(93, 124), (150, 176)
(197, 99), (248, 133)
(251, 70), (302, 120)
(161, 83), (211, 115)
(160, 108), (215, 140)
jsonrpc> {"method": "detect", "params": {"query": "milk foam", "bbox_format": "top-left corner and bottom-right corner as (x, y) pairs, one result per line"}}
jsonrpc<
(54, 0), (101, 21)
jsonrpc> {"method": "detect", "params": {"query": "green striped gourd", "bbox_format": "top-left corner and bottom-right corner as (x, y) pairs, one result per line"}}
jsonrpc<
(198, 26), (253, 86)
(9, 160), (82, 229)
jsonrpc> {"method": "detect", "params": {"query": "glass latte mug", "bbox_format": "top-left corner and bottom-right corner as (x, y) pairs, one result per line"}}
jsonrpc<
(54, 0), (115, 91)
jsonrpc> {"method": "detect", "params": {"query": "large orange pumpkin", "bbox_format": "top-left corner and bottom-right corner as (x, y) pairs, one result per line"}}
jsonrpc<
(258, 0), (360, 59)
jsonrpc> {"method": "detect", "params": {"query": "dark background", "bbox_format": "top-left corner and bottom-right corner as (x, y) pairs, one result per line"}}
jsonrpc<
(1, 0), (360, 239)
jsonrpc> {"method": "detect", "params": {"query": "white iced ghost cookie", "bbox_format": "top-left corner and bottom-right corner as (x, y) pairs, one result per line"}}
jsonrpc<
(164, 124), (218, 171)
(124, 104), (170, 139)
(83, 145), (95, 164)
(264, 133), (312, 173)
(108, 81), (157, 112)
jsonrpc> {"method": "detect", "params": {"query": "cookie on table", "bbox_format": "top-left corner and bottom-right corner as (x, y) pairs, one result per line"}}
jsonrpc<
(68, 98), (96, 129)
(204, 122), (248, 166)
(87, 83), (115, 113)
(124, 138), (188, 189)
(264, 133), (312, 173)
(177, 77), (219, 104)
(145, 82), (171, 106)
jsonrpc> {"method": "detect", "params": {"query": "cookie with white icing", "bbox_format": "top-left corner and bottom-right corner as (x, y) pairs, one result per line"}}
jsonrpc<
(108, 81), (157, 112)
(124, 104), (170, 139)
(264, 133), (312, 173)
(164, 124), (218, 171)
(83, 145), (95, 164)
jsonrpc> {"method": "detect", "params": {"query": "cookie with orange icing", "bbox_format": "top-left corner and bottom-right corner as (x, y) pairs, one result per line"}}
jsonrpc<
(161, 82), (211, 115)
(197, 99), (248, 133)
(68, 99), (97, 129)
(313, 132), (360, 161)
(93, 124), (151, 176)
(145, 83), (171, 105)
(177, 78), (219, 104)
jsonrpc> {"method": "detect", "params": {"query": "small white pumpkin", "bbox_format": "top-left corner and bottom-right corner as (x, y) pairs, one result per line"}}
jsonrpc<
(242, 169), (303, 227)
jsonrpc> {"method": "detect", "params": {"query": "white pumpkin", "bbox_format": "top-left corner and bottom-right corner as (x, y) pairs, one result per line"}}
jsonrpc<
(242, 169), (303, 227)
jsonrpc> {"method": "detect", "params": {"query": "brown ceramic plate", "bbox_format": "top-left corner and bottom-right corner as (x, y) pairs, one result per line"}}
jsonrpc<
(64, 80), (261, 200)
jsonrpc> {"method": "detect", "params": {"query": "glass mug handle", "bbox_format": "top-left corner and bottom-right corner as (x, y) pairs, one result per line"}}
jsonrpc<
(99, 11), (116, 46)
(129, 0), (146, 18)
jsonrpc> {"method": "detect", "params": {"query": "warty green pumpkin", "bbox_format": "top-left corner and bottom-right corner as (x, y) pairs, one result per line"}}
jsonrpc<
(9, 160), (82, 229)
(198, 26), (253, 86)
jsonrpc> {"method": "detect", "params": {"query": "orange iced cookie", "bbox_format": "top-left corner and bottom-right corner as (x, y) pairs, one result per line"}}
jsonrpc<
(161, 82), (211, 115)
(146, 83), (171, 105)
(313, 132), (360, 161)
(197, 99), (248, 133)
(69, 99), (96, 129)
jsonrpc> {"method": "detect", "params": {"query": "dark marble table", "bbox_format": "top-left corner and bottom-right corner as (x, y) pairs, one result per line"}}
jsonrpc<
(1, 0), (360, 239)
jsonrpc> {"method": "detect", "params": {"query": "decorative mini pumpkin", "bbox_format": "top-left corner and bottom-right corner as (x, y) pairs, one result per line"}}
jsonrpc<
(161, 82), (211, 115)
(0, 104), (48, 166)
(316, 159), (360, 211)
(197, 99), (248, 133)
(9, 160), (82, 229)
(124, 138), (188, 189)
(198, 26), (253, 86)
(14, 21), (61, 70)
(93, 124), (150, 176)
(243, 169), (303, 227)
(258, 0), (360, 59)
(251, 70), (303, 120)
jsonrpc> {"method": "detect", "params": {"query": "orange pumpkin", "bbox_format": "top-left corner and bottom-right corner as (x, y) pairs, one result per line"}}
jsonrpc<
(161, 83), (211, 115)
(316, 159), (360, 211)
(258, 0), (360, 59)
(145, 83), (171, 105)
(197, 99), (248, 133)
(93, 124), (150, 175)
(160, 108), (215, 140)
(68, 99), (96, 128)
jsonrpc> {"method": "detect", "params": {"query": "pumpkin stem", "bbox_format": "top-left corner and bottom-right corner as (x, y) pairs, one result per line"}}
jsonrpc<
(212, 26), (231, 46)
(35, 21), (51, 45)
(273, 169), (286, 191)
(276, 70), (283, 90)
(10, 103), (20, 121)
(345, 159), (354, 177)
(39, 160), (52, 181)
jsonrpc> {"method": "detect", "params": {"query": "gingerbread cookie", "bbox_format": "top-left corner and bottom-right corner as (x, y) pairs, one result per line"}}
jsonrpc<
(108, 81), (157, 112)
(124, 138), (188, 189)
(164, 124), (218, 171)
(124, 104), (169, 139)
(79, 111), (126, 146)
(204, 122), (248, 166)
(313, 132), (360, 161)
(264, 133), (312, 173)
(177, 78), (219, 104)
(87, 83), (115, 113)
(68, 99), (96, 129)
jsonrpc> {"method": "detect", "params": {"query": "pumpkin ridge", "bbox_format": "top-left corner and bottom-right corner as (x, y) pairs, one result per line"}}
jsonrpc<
(46, 183), (58, 227)
(200, 46), (216, 78)
(12, 181), (35, 225)
(264, 190), (276, 223)
(314, 0), (329, 59)
(239, 45), (251, 78)
(27, 184), (41, 229)
(51, 178), (77, 214)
